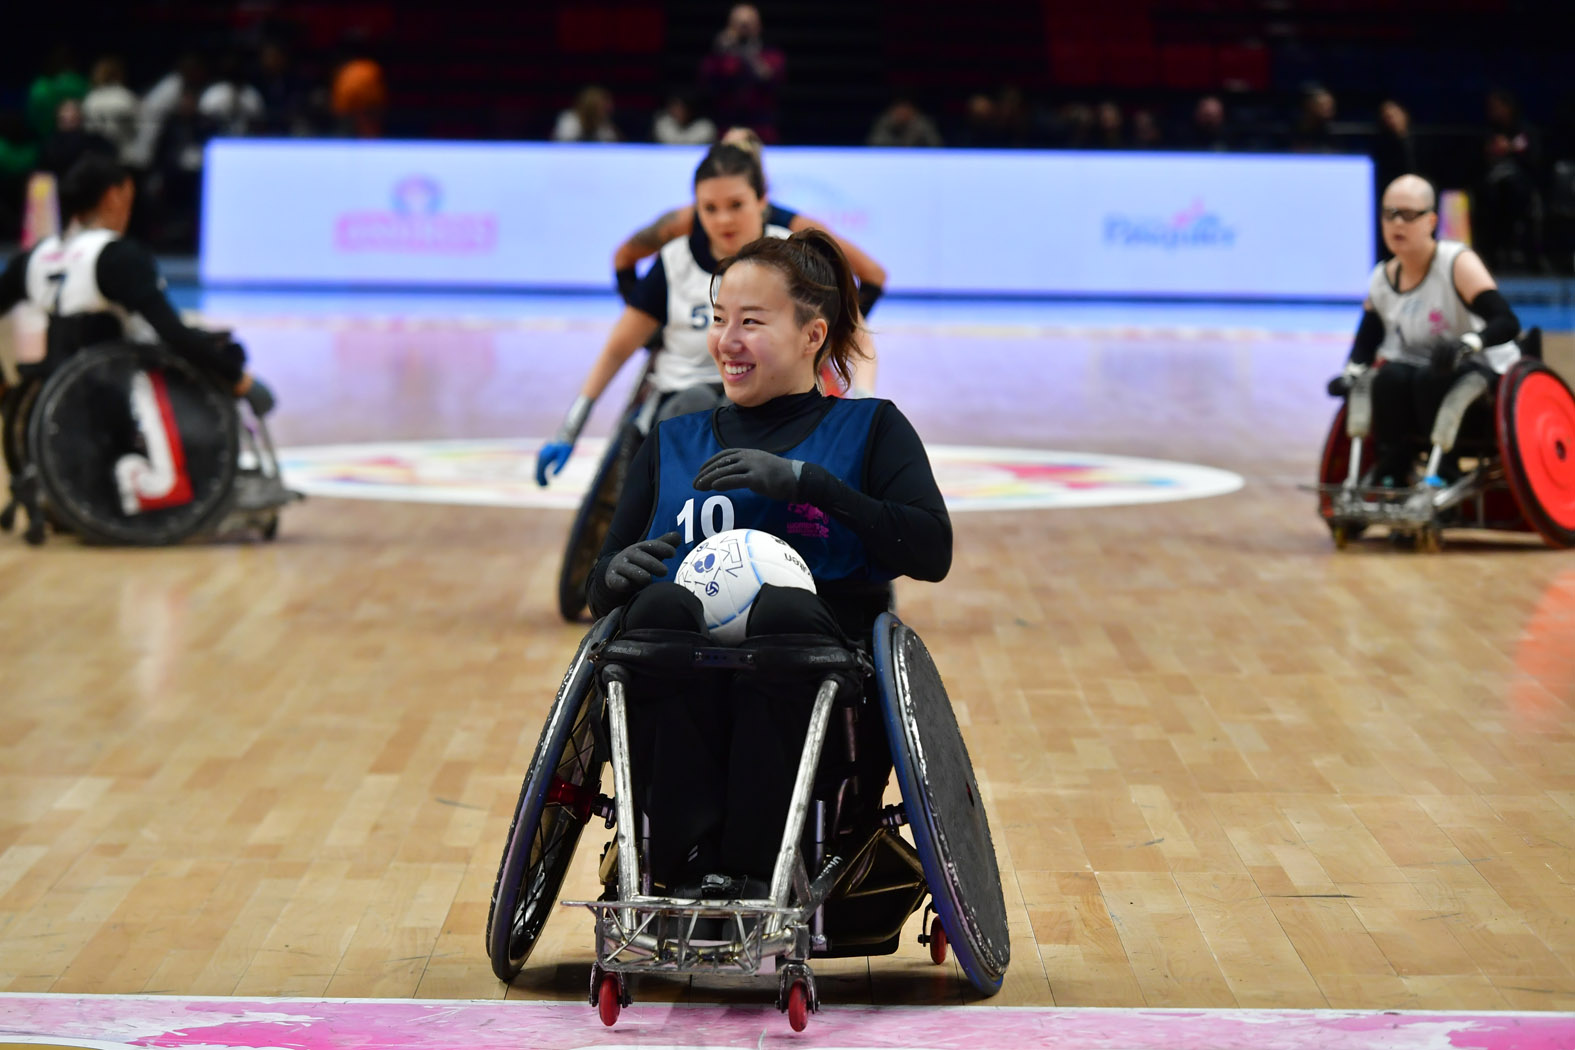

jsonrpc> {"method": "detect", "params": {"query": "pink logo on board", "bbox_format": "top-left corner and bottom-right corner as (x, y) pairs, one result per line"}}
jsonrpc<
(335, 176), (498, 255)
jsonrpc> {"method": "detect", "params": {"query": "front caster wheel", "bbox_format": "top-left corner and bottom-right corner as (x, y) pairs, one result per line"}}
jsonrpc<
(596, 973), (622, 1027)
(787, 981), (809, 1032)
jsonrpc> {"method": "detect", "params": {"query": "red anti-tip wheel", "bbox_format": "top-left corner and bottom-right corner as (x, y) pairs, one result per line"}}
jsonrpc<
(597, 973), (621, 1027)
(929, 915), (949, 965)
(787, 980), (809, 1032)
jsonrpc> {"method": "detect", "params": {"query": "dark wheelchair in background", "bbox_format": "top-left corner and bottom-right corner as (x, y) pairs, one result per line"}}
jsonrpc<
(1, 341), (298, 546)
(1315, 329), (1575, 551)
(554, 361), (658, 621)
(485, 607), (1010, 1032)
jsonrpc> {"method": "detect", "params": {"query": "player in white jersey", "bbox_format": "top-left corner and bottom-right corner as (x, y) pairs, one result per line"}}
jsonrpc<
(536, 143), (787, 486)
(613, 126), (885, 398)
(1327, 174), (1521, 485)
(0, 154), (274, 415)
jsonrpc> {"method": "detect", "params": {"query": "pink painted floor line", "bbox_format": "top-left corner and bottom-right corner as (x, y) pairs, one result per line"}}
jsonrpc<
(2, 995), (1573, 1050)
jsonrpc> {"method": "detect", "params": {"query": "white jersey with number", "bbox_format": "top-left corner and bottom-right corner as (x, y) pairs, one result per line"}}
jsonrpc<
(1368, 239), (1518, 374)
(22, 227), (157, 344)
(651, 223), (790, 393)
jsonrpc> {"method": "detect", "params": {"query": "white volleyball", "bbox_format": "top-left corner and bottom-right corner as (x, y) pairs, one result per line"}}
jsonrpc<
(674, 528), (817, 644)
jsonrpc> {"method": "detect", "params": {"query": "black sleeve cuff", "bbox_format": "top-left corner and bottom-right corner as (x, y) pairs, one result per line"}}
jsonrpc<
(1468, 289), (1520, 348)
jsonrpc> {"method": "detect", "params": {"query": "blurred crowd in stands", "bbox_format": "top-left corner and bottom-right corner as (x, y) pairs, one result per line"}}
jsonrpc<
(2, 1), (1572, 275)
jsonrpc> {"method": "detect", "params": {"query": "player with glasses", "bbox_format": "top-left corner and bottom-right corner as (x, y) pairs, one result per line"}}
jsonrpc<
(1326, 174), (1522, 486)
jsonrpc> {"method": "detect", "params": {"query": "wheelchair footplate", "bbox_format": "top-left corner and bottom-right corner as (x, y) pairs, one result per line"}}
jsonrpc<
(1310, 463), (1512, 548)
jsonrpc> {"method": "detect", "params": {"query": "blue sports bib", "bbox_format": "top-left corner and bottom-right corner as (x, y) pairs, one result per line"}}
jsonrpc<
(645, 397), (892, 583)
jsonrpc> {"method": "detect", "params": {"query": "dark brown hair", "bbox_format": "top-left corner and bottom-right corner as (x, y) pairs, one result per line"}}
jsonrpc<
(693, 142), (765, 200)
(711, 229), (867, 387)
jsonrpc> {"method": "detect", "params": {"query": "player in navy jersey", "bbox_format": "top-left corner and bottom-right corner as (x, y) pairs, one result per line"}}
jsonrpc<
(535, 144), (789, 486)
(587, 229), (950, 891)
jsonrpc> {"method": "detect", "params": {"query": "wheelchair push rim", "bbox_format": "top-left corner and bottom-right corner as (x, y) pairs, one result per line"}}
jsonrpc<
(28, 343), (239, 546)
(486, 611), (618, 980)
(873, 613), (1010, 995)
(1499, 360), (1575, 547)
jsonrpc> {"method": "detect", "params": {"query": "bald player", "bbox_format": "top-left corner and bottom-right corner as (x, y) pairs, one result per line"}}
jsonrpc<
(1327, 174), (1521, 486)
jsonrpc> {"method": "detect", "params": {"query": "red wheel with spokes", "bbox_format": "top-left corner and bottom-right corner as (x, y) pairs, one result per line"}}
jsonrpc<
(929, 915), (949, 965)
(597, 973), (621, 1027)
(1498, 360), (1575, 548)
(787, 981), (809, 1032)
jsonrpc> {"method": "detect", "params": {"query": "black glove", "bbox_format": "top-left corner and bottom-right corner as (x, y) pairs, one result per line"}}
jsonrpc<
(1327, 374), (1353, 397)
(1428, 337), (1466, 375)
(857, 280), (884, 319)
(615, 266), (639, 305)
(693, 448), (802, 501)
(243, 376), (276, 417)
(604, 531), (681, 595)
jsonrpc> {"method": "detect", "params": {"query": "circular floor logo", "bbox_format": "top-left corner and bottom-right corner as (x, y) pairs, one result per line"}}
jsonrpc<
(278, 439), (1242, 512)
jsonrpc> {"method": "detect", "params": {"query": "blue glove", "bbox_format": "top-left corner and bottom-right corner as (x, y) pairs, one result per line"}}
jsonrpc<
(536, 441), (573, 487)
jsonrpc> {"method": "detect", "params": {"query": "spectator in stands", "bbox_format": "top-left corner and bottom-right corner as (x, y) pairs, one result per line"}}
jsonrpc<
(38, 98), (115, 178)
(146, 85), (208, 248)
(1130, 109), (1162, 150)
(331, 53), (388, 138)
(256, 41), (313, 137)
(553, 86), (619, 143)
(1478, 87), (1544, 272)
(868, 97), (943, 148)
(1093, 100), (1124, 149)
(27, 46), (89, 141)
(698, 4), (785, 143)
(199, 53), (266, 138)
(0, 114), (35, 241)
(1291, 84), (1339, 153)
(1050, 102), (1094, 149)
(956, 94), (999, 147)
(133, 54), (207, 169)
(82, 57), (140, 163)
(1183, 95), (1231, 151)
(653, 92), (716, 145)
(1372, 100), (1416, 191)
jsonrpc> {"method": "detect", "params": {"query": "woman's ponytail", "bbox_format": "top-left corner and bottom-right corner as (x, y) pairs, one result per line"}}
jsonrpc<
(713, 228), (868, 388)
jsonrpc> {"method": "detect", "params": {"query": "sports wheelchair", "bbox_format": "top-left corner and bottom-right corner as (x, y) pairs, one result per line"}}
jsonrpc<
(485, 608), (1010, 1032)
(0, 341), (298, 546)
(1315, 331), (1575, 551)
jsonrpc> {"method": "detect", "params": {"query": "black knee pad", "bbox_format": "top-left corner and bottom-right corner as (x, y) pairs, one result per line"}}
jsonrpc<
(624, 581), (707, 633)
(744, 583), (842, 639)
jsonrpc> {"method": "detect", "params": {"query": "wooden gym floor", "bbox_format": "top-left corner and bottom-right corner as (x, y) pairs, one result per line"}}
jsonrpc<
(1, 296), (1572, 1011)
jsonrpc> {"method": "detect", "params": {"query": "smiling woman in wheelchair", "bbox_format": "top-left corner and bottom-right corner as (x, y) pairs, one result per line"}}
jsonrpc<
(586, 228), (950, 896)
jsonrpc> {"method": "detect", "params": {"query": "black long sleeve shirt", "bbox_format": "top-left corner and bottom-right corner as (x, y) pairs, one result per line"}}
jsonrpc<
(587, 391), (952, 631)
(0, 239), (246, 384)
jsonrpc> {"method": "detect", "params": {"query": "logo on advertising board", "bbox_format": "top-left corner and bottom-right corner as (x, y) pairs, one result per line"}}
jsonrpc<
(335, 176), (498, 255)
(1103, 198), (1236, 249)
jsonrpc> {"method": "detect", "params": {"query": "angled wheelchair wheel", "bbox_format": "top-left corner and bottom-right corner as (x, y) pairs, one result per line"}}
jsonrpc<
(556, 424), (642, 622)
(2, 377), (41, 483)
(1497, 359), (1575, 548)
(873, 612), (1010, 995)
(486, 610), (620, 981)
(29, 343), (238, 546)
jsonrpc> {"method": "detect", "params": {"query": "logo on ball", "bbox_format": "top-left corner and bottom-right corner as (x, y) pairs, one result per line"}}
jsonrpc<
(675, 528), (817, 645)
